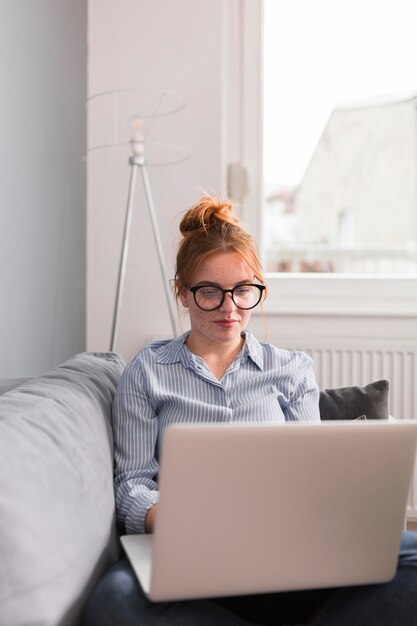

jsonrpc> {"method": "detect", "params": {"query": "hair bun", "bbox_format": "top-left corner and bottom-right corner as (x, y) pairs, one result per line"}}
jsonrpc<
(179, 195), (240, 236)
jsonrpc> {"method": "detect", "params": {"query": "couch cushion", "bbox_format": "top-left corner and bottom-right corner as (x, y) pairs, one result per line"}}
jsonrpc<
(0, 378), (30, 396)
(0, 352), (125, 626)
(319, 379), (389, 421)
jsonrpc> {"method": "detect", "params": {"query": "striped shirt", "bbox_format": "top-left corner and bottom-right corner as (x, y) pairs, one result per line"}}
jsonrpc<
(112, 330), (320, 534)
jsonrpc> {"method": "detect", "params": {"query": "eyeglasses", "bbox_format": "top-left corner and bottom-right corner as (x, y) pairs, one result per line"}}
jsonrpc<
(187, 283), (266, 311)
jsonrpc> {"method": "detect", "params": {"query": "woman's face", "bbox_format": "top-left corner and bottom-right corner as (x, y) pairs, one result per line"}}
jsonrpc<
(180, 251), (255, 350)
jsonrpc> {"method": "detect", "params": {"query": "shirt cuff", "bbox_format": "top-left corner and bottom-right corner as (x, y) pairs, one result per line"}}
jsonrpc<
(125, 489), (160, 534)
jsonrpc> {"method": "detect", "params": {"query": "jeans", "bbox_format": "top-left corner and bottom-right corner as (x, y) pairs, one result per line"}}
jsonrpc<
(82, 531), (417, 626)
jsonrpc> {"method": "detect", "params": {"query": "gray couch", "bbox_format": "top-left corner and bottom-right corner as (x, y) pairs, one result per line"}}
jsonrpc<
(0, 351), (388, 626)
(0, 352), (125, 626)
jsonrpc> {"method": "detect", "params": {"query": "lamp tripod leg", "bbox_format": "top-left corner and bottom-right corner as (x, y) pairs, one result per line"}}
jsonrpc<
(110, 162), (138, 352)
(140, 164), (178, 338)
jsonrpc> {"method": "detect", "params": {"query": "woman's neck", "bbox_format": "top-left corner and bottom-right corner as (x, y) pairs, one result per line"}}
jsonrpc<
(186, 334), (245, 380)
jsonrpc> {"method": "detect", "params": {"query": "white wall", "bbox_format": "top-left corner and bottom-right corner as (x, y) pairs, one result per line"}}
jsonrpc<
(0, 0), (87, 377)
(87, 0), (242, 361)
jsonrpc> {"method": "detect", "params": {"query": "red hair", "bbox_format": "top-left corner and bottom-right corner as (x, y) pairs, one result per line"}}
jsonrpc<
(175, 195), (266, 299)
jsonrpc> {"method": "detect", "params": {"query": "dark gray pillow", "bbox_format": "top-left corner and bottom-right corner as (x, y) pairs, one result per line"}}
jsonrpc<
(319, 379), (389, 421)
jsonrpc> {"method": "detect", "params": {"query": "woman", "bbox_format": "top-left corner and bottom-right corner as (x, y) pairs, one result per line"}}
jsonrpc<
(83, 196), (417, 626)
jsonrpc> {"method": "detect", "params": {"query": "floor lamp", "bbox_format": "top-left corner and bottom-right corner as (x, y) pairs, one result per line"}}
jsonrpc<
(86, 89), (190, 352)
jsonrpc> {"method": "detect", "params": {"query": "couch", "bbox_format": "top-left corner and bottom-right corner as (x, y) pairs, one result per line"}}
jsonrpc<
(0, 351), (389, 626)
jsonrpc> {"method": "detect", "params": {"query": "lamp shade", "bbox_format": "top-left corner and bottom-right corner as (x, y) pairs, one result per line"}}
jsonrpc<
(86, 88), (190, 166)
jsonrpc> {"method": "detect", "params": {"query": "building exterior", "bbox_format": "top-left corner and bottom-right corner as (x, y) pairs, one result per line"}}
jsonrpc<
(265, 93), (417, 274)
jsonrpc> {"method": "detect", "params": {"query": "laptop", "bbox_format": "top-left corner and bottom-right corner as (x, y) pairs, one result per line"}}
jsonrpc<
(121, 420), (417, 602)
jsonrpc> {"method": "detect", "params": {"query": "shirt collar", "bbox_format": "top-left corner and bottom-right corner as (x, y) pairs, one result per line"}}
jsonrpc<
(155, 332), (190, 365)
(241, 330), (264, 370)
(156, 330), (264, 370)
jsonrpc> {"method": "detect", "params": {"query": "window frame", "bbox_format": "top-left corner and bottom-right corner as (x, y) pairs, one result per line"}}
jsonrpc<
(238, 0), (417, 319)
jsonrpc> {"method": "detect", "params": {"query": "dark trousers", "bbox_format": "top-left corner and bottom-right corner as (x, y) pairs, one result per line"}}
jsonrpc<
(82, 531), (417, 626)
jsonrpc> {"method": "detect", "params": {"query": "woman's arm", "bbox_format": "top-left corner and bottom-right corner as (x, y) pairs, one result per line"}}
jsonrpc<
(112, 358), (160, 534)
(144, 502), (158, 533)
(284, 352), (320, 422)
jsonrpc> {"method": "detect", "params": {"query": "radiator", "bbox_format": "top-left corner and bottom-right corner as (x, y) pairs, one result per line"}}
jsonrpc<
(269, 334), (417, 518)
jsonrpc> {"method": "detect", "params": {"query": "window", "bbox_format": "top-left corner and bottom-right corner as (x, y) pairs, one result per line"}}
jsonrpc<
(262, 0), (417, 276)
(238, 0), (417, 316)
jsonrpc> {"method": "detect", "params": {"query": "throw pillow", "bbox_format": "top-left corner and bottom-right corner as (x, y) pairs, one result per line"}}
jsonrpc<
(319, 379), (389, 421)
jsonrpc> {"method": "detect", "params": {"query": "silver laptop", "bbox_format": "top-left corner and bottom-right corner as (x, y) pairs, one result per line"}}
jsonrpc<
(121, 420), (417, 602)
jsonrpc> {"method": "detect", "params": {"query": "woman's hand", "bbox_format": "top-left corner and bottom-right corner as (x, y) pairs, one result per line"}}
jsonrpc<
(145, 503), (158, 533)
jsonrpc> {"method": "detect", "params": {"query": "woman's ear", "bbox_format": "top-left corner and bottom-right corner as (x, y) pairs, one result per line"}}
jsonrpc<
(179, 287), (189, 308)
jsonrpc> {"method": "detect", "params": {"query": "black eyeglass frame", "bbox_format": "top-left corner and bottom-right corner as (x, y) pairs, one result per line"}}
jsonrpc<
(186, 283), (266, 311)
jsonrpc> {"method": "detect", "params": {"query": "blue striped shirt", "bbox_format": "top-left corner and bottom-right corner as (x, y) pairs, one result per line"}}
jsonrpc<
(112, 330), (320, 534)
